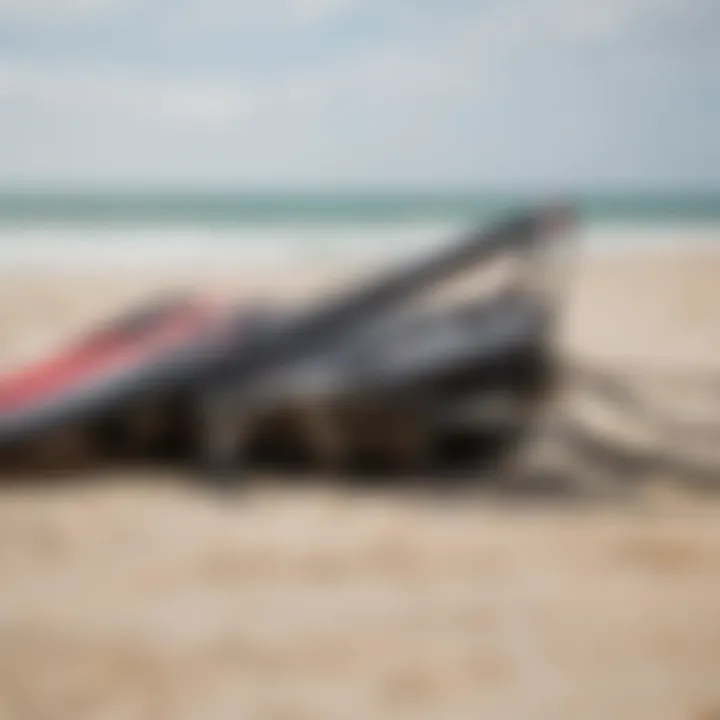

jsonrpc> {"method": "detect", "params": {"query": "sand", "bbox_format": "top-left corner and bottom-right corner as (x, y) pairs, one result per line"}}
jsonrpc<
(0, 248), (719, 719)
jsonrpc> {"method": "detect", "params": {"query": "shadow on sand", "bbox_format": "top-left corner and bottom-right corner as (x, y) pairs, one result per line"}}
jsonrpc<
(0, 365), (718, 505)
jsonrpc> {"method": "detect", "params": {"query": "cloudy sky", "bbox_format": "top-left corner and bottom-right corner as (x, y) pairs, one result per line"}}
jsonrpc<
(0, 0), (718, 188)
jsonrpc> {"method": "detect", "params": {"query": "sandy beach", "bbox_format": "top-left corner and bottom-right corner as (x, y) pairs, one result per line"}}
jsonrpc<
(0, 246), (719, 719)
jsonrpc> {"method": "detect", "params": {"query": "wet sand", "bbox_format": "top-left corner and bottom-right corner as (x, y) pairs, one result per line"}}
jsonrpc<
(0, 249), (719, 719)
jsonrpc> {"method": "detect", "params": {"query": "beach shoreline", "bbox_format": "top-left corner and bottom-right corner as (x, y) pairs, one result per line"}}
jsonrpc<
(0, 232), (719, 719)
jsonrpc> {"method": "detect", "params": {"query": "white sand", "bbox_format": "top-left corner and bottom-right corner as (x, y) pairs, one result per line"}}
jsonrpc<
(0, 246), (719, 719)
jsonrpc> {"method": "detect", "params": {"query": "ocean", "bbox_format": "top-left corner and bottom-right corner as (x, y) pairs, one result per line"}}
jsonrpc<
(0, 191), (718, 272)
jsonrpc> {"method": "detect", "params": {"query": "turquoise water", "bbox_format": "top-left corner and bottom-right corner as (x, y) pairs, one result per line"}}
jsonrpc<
(0, 190), (717, 271)
(0, 191), (718, 225)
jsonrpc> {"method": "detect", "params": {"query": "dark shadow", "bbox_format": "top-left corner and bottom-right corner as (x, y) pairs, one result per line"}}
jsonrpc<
(1, 365), (719, 504)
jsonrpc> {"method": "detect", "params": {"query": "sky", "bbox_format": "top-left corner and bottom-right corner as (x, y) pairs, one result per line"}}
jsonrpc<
(0, 0), (718, 189)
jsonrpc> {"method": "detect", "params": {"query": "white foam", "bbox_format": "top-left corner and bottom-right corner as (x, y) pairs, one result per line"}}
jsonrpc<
(0, 222), (455, 274)
(581, 222), (720, 256)
(0, 220), (717, 275)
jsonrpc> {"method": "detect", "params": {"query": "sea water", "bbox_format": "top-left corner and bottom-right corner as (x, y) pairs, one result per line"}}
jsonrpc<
(0, 191), (718, 272)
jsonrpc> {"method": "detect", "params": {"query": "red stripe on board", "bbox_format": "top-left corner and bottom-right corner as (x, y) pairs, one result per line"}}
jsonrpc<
(0, 302), (228, 412)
